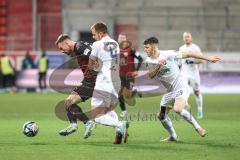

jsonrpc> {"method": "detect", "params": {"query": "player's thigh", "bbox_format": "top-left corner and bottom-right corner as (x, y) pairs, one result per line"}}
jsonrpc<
(92, 91), (119, 108)
(173, 89), (188, 112)
(73, 82), (94, 99)
(173, 98), (187, 112)
(92, 89), (119, 115)
(189, 78), (200, 90)
(109, 94), (119, 110)
(91, 90), (111, 112)
(160, 92), (175, 108)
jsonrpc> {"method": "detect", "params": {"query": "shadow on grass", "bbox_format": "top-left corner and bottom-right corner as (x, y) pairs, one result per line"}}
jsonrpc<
(66, 141), (191, 152)
(30, 142), (49, 145)
(178, 140), (238, 149)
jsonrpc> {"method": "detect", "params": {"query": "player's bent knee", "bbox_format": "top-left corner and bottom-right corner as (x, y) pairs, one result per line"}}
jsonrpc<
(157, 112), (166, 121)
(157, 107), (167, 120)
(64, 96), (78, 109)
(173, 104), (187, 113)
(64, 99), (71, 109)
(64, 99), (73, 109)
(173, 104), (184, 113)
(65, 94), (82, 108)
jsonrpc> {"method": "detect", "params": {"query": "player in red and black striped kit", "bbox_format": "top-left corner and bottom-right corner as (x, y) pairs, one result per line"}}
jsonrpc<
(55, 34), (98, 138)
(118, 34), (143, 118)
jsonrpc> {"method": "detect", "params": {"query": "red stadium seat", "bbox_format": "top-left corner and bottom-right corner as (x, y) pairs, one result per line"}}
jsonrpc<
(0, 0), (7, 7)
(0, 17), (6, 25)
(0, 26), (6, 35)
(0, 45), (5, 51)
(0, 36), (6, 43)
(0, 7), (6, 15)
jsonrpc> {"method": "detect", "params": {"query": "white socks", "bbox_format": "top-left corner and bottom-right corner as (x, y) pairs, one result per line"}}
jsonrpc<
(108, 110), (119, 121)
(160, 116), (177, 139)
(94, 111), (122, 129)
(195, 94), (203, 113)
(178, 109), (201, 130)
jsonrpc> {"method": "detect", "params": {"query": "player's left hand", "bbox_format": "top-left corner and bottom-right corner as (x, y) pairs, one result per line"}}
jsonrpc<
(208, 55), (221, 63)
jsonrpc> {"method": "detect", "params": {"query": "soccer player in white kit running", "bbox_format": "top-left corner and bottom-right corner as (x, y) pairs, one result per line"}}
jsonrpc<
(179, 32), (204, 119)
(143, 37), (220, 142)
(85, 22), (128, 144)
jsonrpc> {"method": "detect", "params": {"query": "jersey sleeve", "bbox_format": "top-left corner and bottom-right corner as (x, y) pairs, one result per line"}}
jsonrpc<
(89, 42), (98, 61)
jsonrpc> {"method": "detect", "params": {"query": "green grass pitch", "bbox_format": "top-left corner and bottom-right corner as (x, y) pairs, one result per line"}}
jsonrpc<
(0, 93), (239, 160)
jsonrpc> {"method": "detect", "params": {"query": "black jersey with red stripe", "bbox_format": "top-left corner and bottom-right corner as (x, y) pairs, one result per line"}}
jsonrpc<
(120, 47), (143, 77)
(73, 41), (98, 81)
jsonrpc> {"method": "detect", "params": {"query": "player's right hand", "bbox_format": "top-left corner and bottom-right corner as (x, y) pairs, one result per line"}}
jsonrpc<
(208, 55), (221, 63)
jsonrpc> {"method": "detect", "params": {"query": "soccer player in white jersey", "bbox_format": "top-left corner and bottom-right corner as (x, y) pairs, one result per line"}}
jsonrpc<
(85, 22), (128, 144)
(179, 32), (204, 119)
(143, 37), (220, 142)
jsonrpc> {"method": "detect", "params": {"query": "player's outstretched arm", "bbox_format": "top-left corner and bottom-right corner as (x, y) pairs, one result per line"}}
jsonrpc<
(193, 59), (204, 64)
(148, 59), (166, 78)
(182, 51), (221, 63)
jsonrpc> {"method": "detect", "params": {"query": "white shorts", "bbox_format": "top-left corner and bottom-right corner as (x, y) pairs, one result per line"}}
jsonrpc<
(160, 87), (189, 108)
(186, 77), (200, 91)
(91, 82), (120, 108)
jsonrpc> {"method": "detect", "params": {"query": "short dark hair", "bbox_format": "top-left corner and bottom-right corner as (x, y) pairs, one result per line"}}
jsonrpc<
(55, 34), (71, 45)
(143, 37), (159, 45)
(91, 22), (108, 33)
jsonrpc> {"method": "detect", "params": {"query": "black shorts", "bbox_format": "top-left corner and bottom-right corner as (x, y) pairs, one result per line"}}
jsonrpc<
(120, 76), (134, 90)
(73, 78), (95, 102)
(2, 74), (15, 87)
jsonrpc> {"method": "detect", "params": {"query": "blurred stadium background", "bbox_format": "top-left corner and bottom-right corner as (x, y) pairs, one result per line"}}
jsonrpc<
(0, 0), (240, 93)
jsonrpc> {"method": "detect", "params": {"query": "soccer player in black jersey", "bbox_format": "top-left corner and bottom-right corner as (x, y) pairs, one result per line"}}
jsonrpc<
(55, 34), (97, 138)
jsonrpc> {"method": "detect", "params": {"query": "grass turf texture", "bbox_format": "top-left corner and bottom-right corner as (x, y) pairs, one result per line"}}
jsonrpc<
(0, 93), (239, 160)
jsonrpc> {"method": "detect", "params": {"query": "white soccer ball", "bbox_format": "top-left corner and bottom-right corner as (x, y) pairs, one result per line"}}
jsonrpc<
(22, 121), (39, 137)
